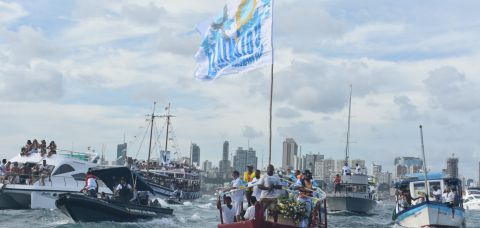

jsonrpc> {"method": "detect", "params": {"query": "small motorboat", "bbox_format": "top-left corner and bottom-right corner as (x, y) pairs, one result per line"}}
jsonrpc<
(55, 166), (173, 222)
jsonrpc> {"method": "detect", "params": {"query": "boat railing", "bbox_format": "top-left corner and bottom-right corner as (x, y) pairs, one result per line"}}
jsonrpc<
(1, 173), (107, 189)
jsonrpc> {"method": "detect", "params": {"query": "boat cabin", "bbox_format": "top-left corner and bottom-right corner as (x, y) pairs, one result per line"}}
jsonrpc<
(395, 172), (463, 206)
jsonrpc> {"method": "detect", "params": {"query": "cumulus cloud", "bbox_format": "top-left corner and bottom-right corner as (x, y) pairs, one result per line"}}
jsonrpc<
(242, 126), (263, 139)
(424, 66), (480, 111)
(277, 121), (321, 144)
(274, 59), (385, 113)
(275, 107), (301, 118)
(0, 62), (65, 102)
(393, 95), (420, 121)
(0, 1), (27, 25)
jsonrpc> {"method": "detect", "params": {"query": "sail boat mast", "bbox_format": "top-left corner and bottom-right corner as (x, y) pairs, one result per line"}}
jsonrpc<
(162, 103), (173, 164)
(419, 125), (429, 198)
(147, 102), (158, 173)
(345, 85), (353, 163)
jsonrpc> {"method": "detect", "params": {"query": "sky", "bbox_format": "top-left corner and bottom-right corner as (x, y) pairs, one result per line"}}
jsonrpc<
(1, 0), (480, 180)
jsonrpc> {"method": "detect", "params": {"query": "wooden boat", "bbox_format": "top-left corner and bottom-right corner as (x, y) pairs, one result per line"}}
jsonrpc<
(218, 200), (327, 228)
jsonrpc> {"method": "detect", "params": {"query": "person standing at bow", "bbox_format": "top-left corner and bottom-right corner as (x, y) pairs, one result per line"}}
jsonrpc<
(243, 165), (255, 206)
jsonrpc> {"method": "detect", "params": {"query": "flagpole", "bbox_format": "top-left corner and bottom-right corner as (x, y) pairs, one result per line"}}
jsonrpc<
(268, 0), (275, 166)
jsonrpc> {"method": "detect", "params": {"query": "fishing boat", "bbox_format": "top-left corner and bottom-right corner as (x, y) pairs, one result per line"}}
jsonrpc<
(55, 166), (173, 222)
(463, 187), (480, 210)
(392, 125), (466, 227)
(134, 102), (202, 200)
(0, 151), (110, 209)
(327, 86), (376, 214)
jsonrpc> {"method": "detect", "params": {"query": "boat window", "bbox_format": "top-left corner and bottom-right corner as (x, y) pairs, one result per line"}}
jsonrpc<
(412, 182), (426, 198)
(52, 164), (75, 175)
(428, 181), (441, 193)
(72, 173), (86, 181)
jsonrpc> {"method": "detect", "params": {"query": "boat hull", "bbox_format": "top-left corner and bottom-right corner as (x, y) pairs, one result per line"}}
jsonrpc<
(0, 183), (109, 209)
(146, 181), (202, 200)
(327, 196), (376, 213)
(395, 202), (465, 228)
(464, 201), (480, 210)
(56, 193), (173, 223)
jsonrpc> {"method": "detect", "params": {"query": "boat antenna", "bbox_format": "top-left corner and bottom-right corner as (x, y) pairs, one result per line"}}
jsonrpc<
(419, 125), (429, 200)
(160, 103), (175, 165)
(345, 85), (353, 164)
(147, 102), (161, 173)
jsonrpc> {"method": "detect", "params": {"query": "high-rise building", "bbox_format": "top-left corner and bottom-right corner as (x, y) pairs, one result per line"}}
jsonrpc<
(394, 157), (423, 180)
(116, 143), (127, 165)
(190, 143), (200, 166)
(446, 154), (458, 178)
(315, 158), (336, 182)
(371, 163), (382, 177)
(219, 141), (231, 174)
(223, 141), (229, 161)
(233, 147), (258, 174)
(202, 160), (212, 172)
(303, 153), (324, 175)
(282, 138), (298, 170)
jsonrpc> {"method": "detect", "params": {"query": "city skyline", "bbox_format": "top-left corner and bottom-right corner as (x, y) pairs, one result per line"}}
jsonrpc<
(1, 1), (480, 181)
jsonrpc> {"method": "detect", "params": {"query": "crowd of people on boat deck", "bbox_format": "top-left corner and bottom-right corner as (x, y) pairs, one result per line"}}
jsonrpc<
(19, 139), (57, 157)
(0, 158), (52, 186)
(396, 185), (463, 213)
(217, 164), (324, 227)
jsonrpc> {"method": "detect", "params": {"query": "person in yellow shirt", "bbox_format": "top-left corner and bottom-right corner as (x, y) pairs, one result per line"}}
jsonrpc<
(243, 165), (255, 206)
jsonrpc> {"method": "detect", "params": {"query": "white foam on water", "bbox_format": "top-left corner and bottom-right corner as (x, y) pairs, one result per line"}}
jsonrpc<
(190, 213), (201, 221)
(182, 201), (192, 206)
(197, 202), (213, 209)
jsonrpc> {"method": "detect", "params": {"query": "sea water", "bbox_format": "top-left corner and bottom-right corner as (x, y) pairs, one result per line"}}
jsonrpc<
(1, 195), (480, 228)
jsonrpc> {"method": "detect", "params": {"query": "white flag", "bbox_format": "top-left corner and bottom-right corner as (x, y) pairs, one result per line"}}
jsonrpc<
(194, 0), (273, 80)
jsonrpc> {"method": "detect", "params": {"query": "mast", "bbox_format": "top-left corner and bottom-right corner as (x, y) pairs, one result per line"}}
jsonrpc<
(345, 85), (353, 163)
(161, 103), (175, 165)
(419, 125), (429, 199)
(147, 102), (157, 173)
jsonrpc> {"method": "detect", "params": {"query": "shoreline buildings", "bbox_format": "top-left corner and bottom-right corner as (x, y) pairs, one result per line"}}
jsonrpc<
(282, 138), (298, 170)
(394, 157), (423, 181)
(233, 147), (258, 174)
(445, 154), (459, 178)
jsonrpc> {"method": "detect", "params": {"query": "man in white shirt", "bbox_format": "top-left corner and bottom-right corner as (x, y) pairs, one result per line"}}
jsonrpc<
(115, 177), (133, 203)
(229, 170), (245, 221)
(446, 188), (455, 205)
(244, 196), (257, 220)
(217, 196), (236, 224)
(258, 164), (283, 222)
(84, 174), (98, 197)
(354, 163), (361, 175)
(250, 170), (262, 200)
(432, 186), (442, 202)
(342, 162), (351, 176)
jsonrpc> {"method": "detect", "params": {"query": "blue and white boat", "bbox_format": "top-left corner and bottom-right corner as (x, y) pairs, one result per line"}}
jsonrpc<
(392, 125), (466, 227)
(392, 173), (466, 227)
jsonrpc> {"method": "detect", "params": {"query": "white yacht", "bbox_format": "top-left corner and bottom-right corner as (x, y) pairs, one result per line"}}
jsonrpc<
(463, 187), (480, 210)
(0, 152), (110, 209)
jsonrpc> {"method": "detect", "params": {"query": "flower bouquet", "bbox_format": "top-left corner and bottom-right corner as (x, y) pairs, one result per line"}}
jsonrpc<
(277, 195), (308, 225)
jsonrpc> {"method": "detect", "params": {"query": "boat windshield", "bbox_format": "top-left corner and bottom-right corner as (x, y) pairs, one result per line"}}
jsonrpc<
(469, 190), (480, 195)
(411, 181), (441, 198)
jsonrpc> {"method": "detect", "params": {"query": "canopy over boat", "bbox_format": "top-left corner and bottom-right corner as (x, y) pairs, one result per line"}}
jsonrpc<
(91, 167), (154, 194)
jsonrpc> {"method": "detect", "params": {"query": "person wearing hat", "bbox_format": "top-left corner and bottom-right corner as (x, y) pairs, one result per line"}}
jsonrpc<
(243, 165), (255, 206)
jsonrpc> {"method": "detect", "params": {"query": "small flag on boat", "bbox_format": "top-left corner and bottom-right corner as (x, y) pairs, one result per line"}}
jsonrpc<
(194, 0), (273, 80)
